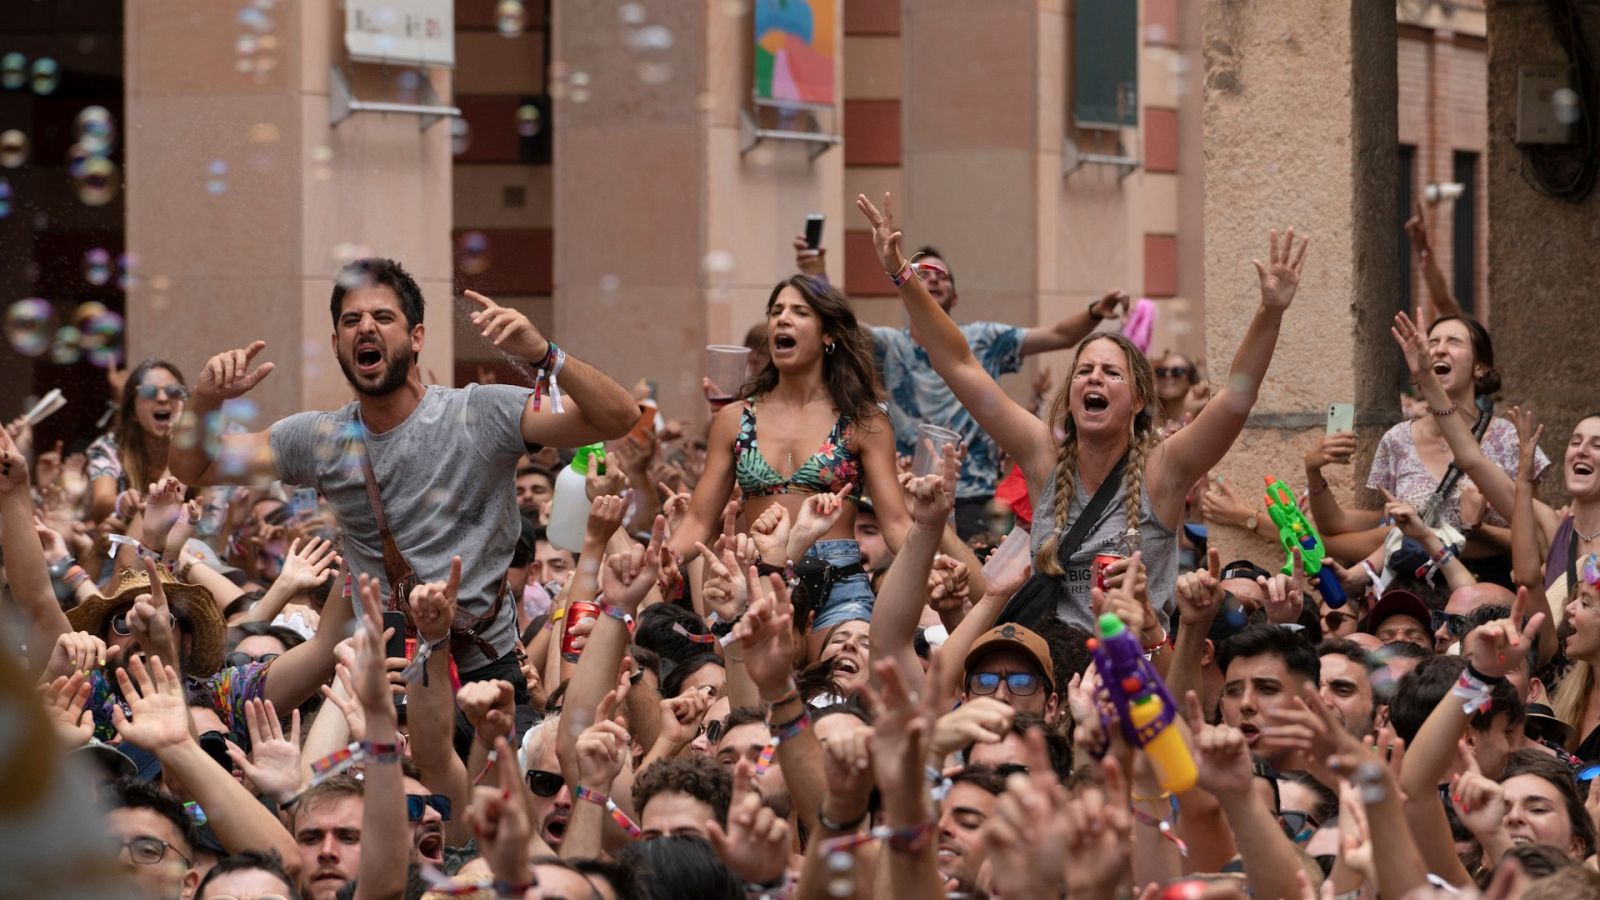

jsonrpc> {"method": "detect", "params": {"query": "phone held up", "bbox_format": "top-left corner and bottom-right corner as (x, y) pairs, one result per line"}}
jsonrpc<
(804, 213), (824, 250)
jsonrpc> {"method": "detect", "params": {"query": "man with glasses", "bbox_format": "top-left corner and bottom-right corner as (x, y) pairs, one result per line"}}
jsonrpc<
(1432, 582), (1515, 652)
(102, 778), (199, 900)
(518, 717), (575, 851)
(960, 624), (1059, 721)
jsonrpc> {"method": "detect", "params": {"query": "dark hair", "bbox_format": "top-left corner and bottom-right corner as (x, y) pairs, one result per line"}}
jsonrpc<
(329, 258), (425, 331)
(511, 516), (539, 568)
(813, 697), (874, 726)
(632, 755), (732, 827)
(195, 850), (301, 900)
(660, 653), (725, 700)
(1495, 843), (1576, 882)
(568, 857), (646, 900)
(1500, 749), (1596, 857)
(1383, 574), (1451, 613)
(1216, 623), (1320, 687)
(615, 835), (742, 900)
(1388, 656), (1520, 744)
(950, 765), (1007, 796)
(1277, 769), (1337, 822)
(1030, 618), (1096, 691)
(961, 713), (1073, 782)
(1156, 351), (1200, 384)
(636, 605), (716, 668)
(1429, 315), (1501, 396)
(114, 358), (188, 492)
(222, 588), (266, 622)
(1521, 863), (1600, 900)
(740, 276), (884, 427)
(1371, 640), (1433, 704)
(227, 620), (306, 654)
(1245, 603), (1324, 645)
(716, 705), (769, 744)
(101, 777), (200, 857)
(913, 245), (954, 291)
(629, 644), (662, 681)
(1317, 639), (1381, 672)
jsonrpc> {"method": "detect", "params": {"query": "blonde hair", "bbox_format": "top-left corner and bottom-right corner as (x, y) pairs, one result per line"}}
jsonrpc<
(1035, 334), (1158, 577)
(1553, 580), (1600, 748)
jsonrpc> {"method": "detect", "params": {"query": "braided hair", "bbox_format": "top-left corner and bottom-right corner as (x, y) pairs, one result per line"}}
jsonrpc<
(1035, 334), (1158, 577)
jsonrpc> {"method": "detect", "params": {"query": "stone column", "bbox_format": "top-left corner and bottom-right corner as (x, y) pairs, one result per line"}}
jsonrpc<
(1201, 0), (1400, 563)
(124, 1), (454, 418)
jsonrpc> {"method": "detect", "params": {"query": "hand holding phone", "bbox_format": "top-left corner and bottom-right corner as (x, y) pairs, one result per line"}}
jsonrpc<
(1325, 403), (1355, 435)
(804, 213), (824, 250)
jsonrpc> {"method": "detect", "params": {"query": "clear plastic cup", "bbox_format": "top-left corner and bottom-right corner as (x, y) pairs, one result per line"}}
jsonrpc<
(982, 525), (1032, 583)
(705, 345), (751, 401)
(912, 423), (964, 477)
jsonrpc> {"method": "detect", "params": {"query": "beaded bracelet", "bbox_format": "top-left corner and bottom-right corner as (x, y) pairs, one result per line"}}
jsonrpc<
(574, 785), (642, 838)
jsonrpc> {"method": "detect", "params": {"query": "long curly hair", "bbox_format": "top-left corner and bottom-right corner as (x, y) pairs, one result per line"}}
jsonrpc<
(114, 358), (186, 492)
(738, 276), (883, 426)
(1034, 333), (1158, 577)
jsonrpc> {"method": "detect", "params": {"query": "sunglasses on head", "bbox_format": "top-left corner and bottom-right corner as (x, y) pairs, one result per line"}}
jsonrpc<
(405, 793), (452, 822)
(135, 383), (189, 402)
(224, 651), (280, 669)
(1429, 610), (1469, 638)
(1154, 366), (1192, 379)
(1279, 810), (1320, 843)
(525, 769), (565, 798)
(967, 671), (1042, 697)
(111, 611), (178, 636)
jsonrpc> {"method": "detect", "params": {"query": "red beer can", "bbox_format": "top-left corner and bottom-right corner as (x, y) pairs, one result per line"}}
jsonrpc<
(561, 601), (601, 662)
(1092, 553), (1125, 592)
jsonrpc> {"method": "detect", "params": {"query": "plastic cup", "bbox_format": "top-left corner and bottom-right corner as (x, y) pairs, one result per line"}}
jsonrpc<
(982, 525), (1032, 583)
(705, 345), (750, 401)
(912, 423), (964, 477)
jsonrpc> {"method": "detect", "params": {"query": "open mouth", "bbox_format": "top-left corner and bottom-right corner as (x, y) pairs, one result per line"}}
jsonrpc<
(1432, 361), (1452, 376)
(356, 344), (383, 372)
(151, 409), (173, 425)
(1238, 722), (1261, 743)
(1083, 392), (1109, 413)
(1574, 461), (1595, 477)
(416, 830), (444, 862)
(772, 333), (797, 352)
(545, 816), (569, 844)
(937, 844), (960, 861)
(834, 657), (860, 676)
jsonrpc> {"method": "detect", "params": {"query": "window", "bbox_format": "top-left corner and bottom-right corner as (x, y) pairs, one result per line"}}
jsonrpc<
(1452, 151), (1478, 316)
(1073, 0), (1138, 128)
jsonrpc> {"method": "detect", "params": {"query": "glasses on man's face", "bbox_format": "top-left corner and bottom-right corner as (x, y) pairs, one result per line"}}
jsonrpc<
(1429, 610), (1469, 639)
(525, 769), (565, 798)
(111, 611), (179, 636)
(1322, 610), (1356, 631)
(405, 793), (453, 822)
(967, 671), (1041, 697)
(121, 835), (191, 867)
(1154, 366), (1192, 379)
(1278, 810), (1320, 843)
(223, 651), (280, 669)
(135, 383), (190, 402)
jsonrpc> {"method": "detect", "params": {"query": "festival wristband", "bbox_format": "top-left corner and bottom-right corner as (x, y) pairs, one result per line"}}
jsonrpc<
(600, 603), (635, 631)
(1128, 797), (1189, 857)
(1450, 667), (1494, 715)
(574, 785), (642, 838)
(673, 622), (737, 648)
(400, 634), (451, 687)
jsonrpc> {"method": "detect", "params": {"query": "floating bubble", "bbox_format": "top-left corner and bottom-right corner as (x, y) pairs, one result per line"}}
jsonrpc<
(148, 274), (171, 291)
(80, 311), (124, 351)
(237, 34), (259, 57)
(247, 122), (280, 144)
(628, 25), (674, 51)
(570, 87), (590, 104)
(116, 251), (139, 290)
(83, 248), (112, 285)
(618, 2), (647, 25)
(637, 61), (672, 85)
(450, 118), (471, 155)
(0, 177), (10, 218)
(457, 231), (491, 275)
(515, 103), (541, 137)
(87, 346), (121, 369)
(312, 145), (334, 163)
(571, 71), (591, 88)
(76, 105), (116, 153)
(74, 156), (120, 206)
(29, 57), (58, 95)
(51, 326), (83, 365)
(0, 130), (28, 167)
(1, 52), (25, 90)
(496, 0), (526, 38)
(702, 250), (735, 274)
(4, 299), (55, 356)
(237, 7), (272, 33)
(72, 301), (109, 326)
(65, 142), (94, 179)
(599, 273), (620, 293)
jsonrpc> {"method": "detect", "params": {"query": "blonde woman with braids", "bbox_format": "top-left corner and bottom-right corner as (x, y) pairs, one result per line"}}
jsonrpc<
(857, 193), (1308, 631)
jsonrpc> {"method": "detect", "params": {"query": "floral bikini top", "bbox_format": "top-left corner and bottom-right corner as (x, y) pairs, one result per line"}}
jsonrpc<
(734, 401), (863, 500)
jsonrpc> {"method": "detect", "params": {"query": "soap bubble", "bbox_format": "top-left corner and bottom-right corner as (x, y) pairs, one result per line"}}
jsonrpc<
(457, 231), (491, 275)
(598, 273), (620, 294)
(628, 25), (674, 51)
(206, 159), (228, 195)
(66, 143), (94, 179)
(0, 130), (28, 167)
(75, 106), (115, 153)
(117, 252), (139, 290)
(702, 250), (735, 274)
(84, 248), (113, 285)
(87, 346), (122, 369)
(496, 0), (526, 37)
(4, 299), (55, 356)
(450, 118), (471, 155)
(74, 156), (120, 206)
(79, 310), (124, 351)
(247, 122), (280, 144)
(50, 327), (83, 365)
(30, 57), (59, 95)
(237, 7), (272, 33)
(72, 301), (109, 326)
(618, 2), (647, 25)
(515, 103), (541, 137)
(637, 61), (672, 85)
(571, 71), (591, 87)
(0, 177), (11, 219)
(0, 53), (25, 90)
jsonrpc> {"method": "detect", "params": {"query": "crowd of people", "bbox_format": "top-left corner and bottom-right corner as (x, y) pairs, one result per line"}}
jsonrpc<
(4, 192), (1599, 900)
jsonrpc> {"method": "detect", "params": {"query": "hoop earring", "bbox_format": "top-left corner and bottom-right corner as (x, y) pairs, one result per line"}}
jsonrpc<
(825, 343), (835, 355)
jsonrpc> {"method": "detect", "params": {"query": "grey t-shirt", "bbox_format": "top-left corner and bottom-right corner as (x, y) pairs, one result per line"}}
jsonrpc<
(270, 384), (533, 671)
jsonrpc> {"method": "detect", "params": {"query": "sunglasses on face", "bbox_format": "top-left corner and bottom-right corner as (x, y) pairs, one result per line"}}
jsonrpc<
(525, 769), (565, 798)
(1154, 366), (1192, 379)
(198, 731), (233, 773)
(1430, 610), (1469, 638)
(224, 651), (280, 669)
(406, 793), (452, 822)
(699, 718), (729, 745)
(1322, 610), (1357, 630)
(111, 611), (179, 636)
(967, 671), (1042, 697)
(135, 383), (190, 402)
(1279, 810), (1320, 843)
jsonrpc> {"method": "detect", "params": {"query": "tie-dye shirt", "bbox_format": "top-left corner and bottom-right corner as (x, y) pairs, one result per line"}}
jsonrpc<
(88, 661), (271, 743)
(871, 323), (1026, 500)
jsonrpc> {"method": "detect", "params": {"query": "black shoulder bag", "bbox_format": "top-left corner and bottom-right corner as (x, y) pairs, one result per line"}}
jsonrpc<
(995, 451), (1130, 628)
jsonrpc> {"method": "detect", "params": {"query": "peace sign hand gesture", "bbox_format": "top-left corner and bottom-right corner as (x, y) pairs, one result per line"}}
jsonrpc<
(1253, 227), (1310, 311)
(854, 192), (907, 275)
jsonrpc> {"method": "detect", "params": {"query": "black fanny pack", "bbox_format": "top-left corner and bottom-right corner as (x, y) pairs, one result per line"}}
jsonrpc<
(792, 558), (865, 609)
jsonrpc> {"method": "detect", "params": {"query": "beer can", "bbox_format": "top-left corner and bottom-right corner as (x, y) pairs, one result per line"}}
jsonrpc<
(1092, 553), (1125, 592)
(561, 601), (600, 662)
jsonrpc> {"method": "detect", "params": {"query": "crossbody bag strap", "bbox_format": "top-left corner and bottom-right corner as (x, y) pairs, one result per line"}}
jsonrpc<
(353, 424), (417, 610)
(1052, 450), (1132, 571)
(1420, 406), (1493, 528)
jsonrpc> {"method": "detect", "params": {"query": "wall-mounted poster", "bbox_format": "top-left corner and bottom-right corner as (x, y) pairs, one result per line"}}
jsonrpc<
(754, 0), (835, 108)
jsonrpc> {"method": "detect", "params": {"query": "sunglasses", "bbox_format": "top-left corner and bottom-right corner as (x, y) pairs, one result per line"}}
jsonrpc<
(1279, 810), (1320, 843)
(1154, 366), (1193, 379)
(967, 671), (1042, 697)
(1322, 610), (1357, 630)
(111, 611), (179, 636)
(135, 383), (190, 402)
(994, 763), (1030, 779)
(699, 718), (729, 745)
(224, 651), (280, 669)
(198, 731), (233, 773)
(405, 793), (452, 822)
(1429, 610), (1469, 639)
(525, 769), (565, 798)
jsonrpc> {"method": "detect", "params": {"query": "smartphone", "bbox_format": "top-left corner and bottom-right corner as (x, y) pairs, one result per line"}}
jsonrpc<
(382, 611), (408, 660)
(290, 487), (319, 521)
(1326, 402), (1355, 435)
(804, 213), (824, 250)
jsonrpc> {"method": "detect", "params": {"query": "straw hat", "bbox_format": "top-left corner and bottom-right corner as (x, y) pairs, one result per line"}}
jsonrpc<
(66, 564), (226, 677)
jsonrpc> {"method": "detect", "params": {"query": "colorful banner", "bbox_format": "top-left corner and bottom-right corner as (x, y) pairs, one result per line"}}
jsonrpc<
(754, 0), (836, 107)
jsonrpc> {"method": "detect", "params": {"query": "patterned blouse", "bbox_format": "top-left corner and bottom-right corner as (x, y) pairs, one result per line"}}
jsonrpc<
(1366, 417), (1550, 529)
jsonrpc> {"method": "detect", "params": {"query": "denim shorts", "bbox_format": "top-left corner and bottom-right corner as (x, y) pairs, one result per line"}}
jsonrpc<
(807, 539), (875, 630)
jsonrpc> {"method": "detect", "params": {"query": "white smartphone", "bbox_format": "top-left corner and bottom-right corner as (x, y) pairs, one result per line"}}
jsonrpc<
(1326, 402), (1355, 435)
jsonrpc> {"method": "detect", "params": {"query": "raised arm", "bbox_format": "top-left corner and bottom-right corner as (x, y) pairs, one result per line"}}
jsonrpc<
(348, 576), (409, 900)
(1019, 290), (1129, 357)
(261, 566), (355, 713)
(666, 406), (740, 561)
(1403, 201), (1463, 326)
(855, 193), (1056, 481)
(402, 557), (473, 846)
(169, 341), (278, 487)
(1152, 229), (1308, 515)
(0, 429), (72, 671)
(869, 447), (956, 689)
(1304, 432), (1386, 535)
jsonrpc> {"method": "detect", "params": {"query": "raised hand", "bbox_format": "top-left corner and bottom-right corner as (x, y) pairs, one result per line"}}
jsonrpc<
(40, 671), (95, 747)
(196, 340), (275, 405)
(788, 482), (854, 558)
(1182, 689), (1253, 797)
(730, 568), (796, 697)
(127, 557), (178, 663)
(1379, 487), (1431, 543)
(792, 233), (826, 277)
(141, 476), (187, 550)
(575, 690), (632, 791)
(1305, 431), (1357, 471)
(658, 480), (692, 534)
(1390, 311), (1432, 386)
(748, 504), (791, 565)
(818, 714), (875, 819)
(227, 698), (304, 804)
(1403, 200), (1431, 256)
(1509, 406), (1544, 484)
(1090, 289), (1132, 322)
(1253, 227), (1310, 311)
(43, 630), (111, 682)
(466, 736), (535, 888)
(694, 541), (749, 623)
(599, 516), (665, 614)
(904, 444), (957, 528)
(928, 697), (1014, 759)
(1175, 547), (1226, 628)
(277, 536), (342, 597)
(465, 290), (549, 361)
(1461, 586), (1542, 681)
(861, 654), (942, 819)
(1458, 483), (1487, 532)
(457, 679), (517, 750)
(409, 555), (461, 644)
(1091, 551), (1152, 636)
(34, 440), (63, 488)
(583, 456), (626, 503)
(351, 574), (397, 718)
(656, 689), (711, 754)
(112, 655), (193, 752)
(1258, 552), (1305, 625)
(585, 492), (630, 546)
(0, 426), (31, 495)
(854, 192), (907, 275)
(1200, 475), (1257, 529)
(707, 759), (791, 885)
(927, 555), (970, 616)
(319, 661), (368, 743)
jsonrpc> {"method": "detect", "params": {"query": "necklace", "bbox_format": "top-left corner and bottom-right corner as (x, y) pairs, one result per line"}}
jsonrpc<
(1576, 520), (1600, 543)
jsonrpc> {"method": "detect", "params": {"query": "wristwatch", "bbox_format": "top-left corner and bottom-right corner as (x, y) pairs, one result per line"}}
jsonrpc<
(1244, 513), (1259, 532)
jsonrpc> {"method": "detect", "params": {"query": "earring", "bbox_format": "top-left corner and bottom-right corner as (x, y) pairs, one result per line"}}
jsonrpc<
(825, 343), (835, 355)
